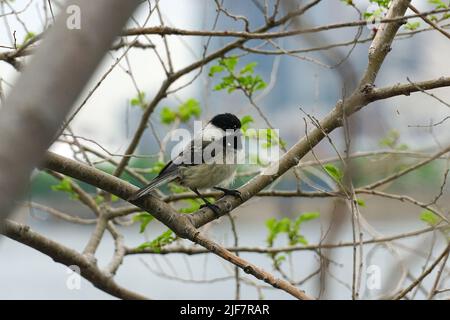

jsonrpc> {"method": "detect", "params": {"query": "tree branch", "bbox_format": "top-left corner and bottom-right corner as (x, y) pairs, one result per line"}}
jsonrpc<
(0, 0), (140, 223)
(42, 152), (314, 299)
(122, 8), (448, 40)
(1, 220), (148, 300)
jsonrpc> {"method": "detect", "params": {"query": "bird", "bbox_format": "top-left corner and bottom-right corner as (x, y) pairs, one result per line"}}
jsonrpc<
(128, 113), (243, 214)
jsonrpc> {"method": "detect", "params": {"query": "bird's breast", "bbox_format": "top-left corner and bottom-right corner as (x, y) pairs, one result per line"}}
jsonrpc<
(179, 164), (237, 189)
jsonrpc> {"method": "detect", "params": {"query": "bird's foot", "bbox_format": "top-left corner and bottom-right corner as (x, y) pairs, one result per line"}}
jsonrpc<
(200, 203), (221, 216)
(214, 187), (243, 201)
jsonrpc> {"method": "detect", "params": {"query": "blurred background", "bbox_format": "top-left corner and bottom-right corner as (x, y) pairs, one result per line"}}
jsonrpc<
(0, 0), (449, 299)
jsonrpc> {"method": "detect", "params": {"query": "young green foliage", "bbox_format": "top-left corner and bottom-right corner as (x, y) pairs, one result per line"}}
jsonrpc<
(427, 1), (450, 22)
(356, 198), (366, 207)
(94, 194), (105, 205)
(404, 21), (421, 31)
(160, 98), (201, 125)
(240, 115), (287, 170)
(130, 91), (147, 109)
(168, 183), (214, 214)
(22, 31), (36, 45)
(369, 0), (391, 8)
(265, 212), (320, 247)
(241, 116), (285, 148)
(379, 129), (408, 150)
(420, 210), (450, 241)
(364, 7), (384, 20)
(160, 107), (177, 124)
(168, 183), (187, 194)
(147, 161), (166, 174)
(209, 56), (267, 96)
(240, 115), (254, 133)
(359, 0), (391, 21)
(94, 193), (119, 205)
(420, 210), (441, 226)
(178, 198), (204, 214)
(259, 128), (286, 149)
(137, 229), (175, 252)
(428, 0), (449, 9)
(51, 177), (79, 200)
(324, 164), (344, 183)
(265, 212), (320, 268)
(133, 212), (155, 233)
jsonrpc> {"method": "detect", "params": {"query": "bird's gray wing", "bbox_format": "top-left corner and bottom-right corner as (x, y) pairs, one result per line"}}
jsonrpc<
(128, 138), (213, 201)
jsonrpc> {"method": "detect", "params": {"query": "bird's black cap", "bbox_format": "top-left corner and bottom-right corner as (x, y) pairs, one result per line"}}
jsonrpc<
(210, 113), (241, 131)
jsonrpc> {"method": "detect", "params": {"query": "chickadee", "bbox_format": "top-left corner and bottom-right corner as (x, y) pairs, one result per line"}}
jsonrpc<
(129, 113), (243, 214)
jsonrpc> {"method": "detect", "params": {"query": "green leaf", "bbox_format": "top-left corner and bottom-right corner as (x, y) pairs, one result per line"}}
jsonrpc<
(356, 198), (366, 207)
(137, 229), (175, 252)
(428, 0), (448, 9)
(370, 0), (391, 8)
(324, 164), (343, 182)
(379, 129), (400, 149)
(208, 65), (225, 77)
(94, 195), (104, 205)
(240, 62), (257, 74)
(22, 31), (36, 45)
(265, 217), (277, 230)
(274, 254), (286, 268)
(295, 235), (308, 245)
(428, 14), (438, 22)
(405, 21), (420, 31)
(210, 56), (266, 96)
(148, 161), (166, 174)
(258, 129), (280, 148)
(265, 217), (280, 247)
(178, 98), (201, 122)
(364, 11), (374, 19)
(178, 198), (203, 213)
(265, 213), (319, 247)
(220, 56), (238, 71)
(130, 91), (146, 108)
(296, 212), (320, 224)
(111, 194), (119, 202)
(51, 177), (71, 192)
(254, 80), (267, 91)
(240, 115), (254, 132)
(364, 7), (384, 20)
(133, 212), (155, 233)
(277, 218), (291, 233)
(51, 177), (79, 200)
(420, 210), (441, 226)
(160, 107), (177, 124)
(168, 183), (188, 194)
(379, 129), (409, 150)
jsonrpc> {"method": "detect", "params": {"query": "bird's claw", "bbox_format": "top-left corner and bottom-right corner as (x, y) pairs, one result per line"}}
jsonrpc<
(200, 203), (221, 216)
(214, 187), (243, 201)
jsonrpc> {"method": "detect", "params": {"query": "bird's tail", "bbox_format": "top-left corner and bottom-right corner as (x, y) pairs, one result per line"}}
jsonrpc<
(128, 172), (178, 201)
